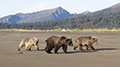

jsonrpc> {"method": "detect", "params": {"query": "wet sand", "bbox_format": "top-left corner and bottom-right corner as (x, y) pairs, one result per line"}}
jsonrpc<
(0, 31), (120, 67)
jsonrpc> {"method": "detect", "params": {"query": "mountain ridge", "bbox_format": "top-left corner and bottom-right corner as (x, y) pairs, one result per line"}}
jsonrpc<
(92, 3), (120, 15)
(0, 6), (74, 23)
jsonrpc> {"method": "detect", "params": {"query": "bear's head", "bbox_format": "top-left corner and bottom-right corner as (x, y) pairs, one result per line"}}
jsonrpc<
(60, 36), (73, 46)
(91, 37), (98, 45)
(31, 37), (39, 45)
(31, 37), (39, 50)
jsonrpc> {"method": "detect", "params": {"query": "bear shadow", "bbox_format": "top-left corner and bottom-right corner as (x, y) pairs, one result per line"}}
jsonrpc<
(57, 50), (96, 54)
(67, 50), (96, 54)
(95, 48), (118, 51)
(21, 49), (45, 52)
(61, 48), (118, 54)
(39, 49), (45, 51)
(31, 49), (45, 51)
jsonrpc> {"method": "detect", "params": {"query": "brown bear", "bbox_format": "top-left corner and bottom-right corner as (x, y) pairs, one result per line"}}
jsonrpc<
(45, 36), (73, 54)
(18, 37), (39, 51)
(74, 36), (98, 51)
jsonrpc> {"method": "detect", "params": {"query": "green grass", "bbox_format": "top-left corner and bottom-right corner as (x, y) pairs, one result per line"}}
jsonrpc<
(0, 28), (120, 32)
(0, 29), (41, 32)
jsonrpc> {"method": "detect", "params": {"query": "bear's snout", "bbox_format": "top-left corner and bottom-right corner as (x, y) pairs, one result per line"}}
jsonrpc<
(94, 42), (98, 45)
(68, 42), (73, 46)
(69, 43), (73, 46)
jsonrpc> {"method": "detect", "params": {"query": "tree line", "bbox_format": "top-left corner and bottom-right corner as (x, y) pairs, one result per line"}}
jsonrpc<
(0, 11), (120, 30)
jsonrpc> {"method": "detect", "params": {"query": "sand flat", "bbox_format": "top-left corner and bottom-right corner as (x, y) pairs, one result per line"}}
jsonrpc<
(0, 31), (120, 67)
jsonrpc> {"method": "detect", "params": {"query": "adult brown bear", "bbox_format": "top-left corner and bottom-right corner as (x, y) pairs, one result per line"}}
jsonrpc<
(74, 36), (98, 51)
(45, 36), (73, 54)
(18, 37), (39, 51)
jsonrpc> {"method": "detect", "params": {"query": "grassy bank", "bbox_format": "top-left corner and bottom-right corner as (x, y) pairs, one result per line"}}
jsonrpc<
(0, 28), (120, 32)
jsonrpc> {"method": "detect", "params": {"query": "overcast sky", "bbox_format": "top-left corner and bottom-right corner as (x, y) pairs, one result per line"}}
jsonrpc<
(0, 0), (120, 17)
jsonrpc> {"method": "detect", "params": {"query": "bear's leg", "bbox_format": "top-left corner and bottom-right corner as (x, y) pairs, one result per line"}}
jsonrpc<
(28, 46), (31, 51)
(62, 45), (68, 53)
(48, 47), (53, 53)
(18, 45), (24, 51)
(35, 45), (39, 50)
(86, 45), (89, 50)
(79, 44), (84, 51)
(54, 46), (60, 54)
(89, 45), (95, 51)
(25, 46), (28, 51)
(74, 44), (78, 50)
(45, 45), (53, 53)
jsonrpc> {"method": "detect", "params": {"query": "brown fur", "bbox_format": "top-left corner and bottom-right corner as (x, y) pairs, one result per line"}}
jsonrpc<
(45, 36), (73, 54)
(18, 37), (39, 51)
(74, 36), (98, 51)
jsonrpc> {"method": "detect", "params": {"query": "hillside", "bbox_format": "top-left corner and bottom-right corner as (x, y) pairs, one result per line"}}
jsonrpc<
(88, 3), (120, 15)
(0, 7), (74, 23)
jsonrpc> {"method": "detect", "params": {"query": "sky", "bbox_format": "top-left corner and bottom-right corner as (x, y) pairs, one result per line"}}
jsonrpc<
(0, 0), (120, 18)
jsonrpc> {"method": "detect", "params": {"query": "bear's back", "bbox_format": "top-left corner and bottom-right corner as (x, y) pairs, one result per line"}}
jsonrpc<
(22, 38), (29, 42)
(46, 36), (59, 45)
(77, 36), (92, 45)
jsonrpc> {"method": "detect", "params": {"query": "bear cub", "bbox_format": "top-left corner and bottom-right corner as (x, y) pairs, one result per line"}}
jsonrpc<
(45, 36), (73, 54)
(18, 37), (39, 51)
(74, 36), (98, 51)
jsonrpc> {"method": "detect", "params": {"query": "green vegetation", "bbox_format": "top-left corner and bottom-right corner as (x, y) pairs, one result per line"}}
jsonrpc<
(0, 11), (120, 30)
(1, 28), (120, 32)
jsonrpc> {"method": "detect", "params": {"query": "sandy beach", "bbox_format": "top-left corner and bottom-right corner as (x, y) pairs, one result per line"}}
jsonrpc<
(0, 31), (120, 67)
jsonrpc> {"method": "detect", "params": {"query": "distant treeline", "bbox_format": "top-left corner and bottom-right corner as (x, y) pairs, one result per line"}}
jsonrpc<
(0, 12), (120, 30)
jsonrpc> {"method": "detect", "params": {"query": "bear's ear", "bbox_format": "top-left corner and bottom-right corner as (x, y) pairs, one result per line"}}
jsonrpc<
(31, 37), (35, 39)
(31, 37), (38, 40)
(61, 36), (66, 39)
(66, 39), (70, 42)
(31, 37), (35, 40)
(88, 36), (92, 39)
(60, 36), (67, 40)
